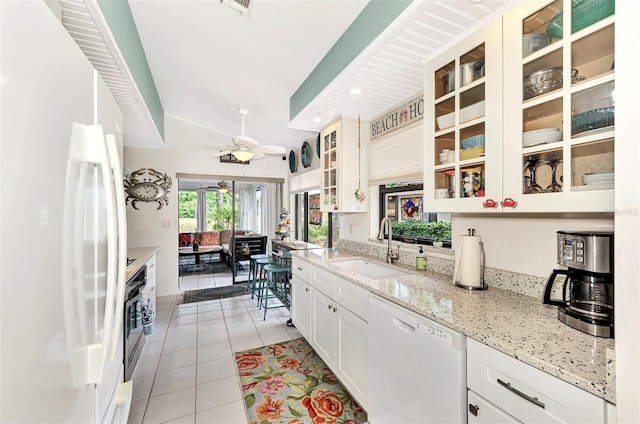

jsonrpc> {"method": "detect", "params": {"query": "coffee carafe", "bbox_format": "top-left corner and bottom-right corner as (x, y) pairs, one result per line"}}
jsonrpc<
(543, 231), (614, 338)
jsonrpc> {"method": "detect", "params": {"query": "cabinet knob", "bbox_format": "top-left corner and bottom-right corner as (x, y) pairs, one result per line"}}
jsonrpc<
(332, 306), (337, 312)
(500, 197), (519, 209)
(468, 404), (479, 416)
(482, 198), (499, 209)
(305, 287), (309, 292)
(328, 304), (332, 310)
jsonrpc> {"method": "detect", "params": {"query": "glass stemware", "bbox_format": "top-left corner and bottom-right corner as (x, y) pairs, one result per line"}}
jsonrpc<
(524, 157), (544, 194)
(545, 158), (563, 192)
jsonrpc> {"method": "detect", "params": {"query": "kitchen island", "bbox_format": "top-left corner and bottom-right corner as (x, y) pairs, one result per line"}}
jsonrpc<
(291, 247), (616, 404)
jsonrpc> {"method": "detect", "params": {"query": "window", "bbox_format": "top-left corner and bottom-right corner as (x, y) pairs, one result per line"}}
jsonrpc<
(379, 183), (452, 247)
(293, 190), (332, 247)
(178, 190), (197, 232)
(178, 189), (237, 232)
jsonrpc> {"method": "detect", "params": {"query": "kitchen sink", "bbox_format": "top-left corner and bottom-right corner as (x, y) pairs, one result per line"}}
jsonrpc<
(332, 259), (408, 279)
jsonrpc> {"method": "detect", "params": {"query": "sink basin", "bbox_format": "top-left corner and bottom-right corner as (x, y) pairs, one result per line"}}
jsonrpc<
(332, 259), (408, 279)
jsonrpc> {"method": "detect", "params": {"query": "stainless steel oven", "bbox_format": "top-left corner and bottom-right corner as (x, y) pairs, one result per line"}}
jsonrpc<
(124, 265), (146, 381)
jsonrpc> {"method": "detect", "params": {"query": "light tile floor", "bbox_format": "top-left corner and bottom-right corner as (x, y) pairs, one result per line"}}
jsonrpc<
(128, 284), (299, 423)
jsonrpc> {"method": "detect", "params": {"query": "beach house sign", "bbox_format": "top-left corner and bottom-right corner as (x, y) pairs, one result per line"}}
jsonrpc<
(370, 94), (424, 140)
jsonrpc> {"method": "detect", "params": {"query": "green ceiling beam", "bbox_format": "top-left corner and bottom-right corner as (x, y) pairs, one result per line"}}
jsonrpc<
(97, 0), (165, 139)
(290, 0), (413, 121)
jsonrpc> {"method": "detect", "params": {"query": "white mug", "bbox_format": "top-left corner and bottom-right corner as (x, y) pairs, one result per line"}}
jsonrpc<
(435, 189), (449, 199)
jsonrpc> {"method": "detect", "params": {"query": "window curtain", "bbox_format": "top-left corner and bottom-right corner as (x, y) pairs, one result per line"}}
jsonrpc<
(368, 123), (423, 186)
(196, 189), (207, 232)
(261, 183), (279, 239)
(237, 185), (257, 232)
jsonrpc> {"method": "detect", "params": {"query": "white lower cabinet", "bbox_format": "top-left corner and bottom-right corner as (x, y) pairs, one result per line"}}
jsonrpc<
(290, 275), (311, 340)
(335, 303), (367, 405)
(468, 390), (521, 423)
(310, 288), (336, 366)
(291, 259), (368, 409)
(467, 338), (606, 423)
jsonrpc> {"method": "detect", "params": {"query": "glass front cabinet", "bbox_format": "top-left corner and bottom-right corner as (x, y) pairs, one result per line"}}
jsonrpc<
(424, 18), (503, 212)
(425, 0), (615, 213)
(320, 117), (364, 213)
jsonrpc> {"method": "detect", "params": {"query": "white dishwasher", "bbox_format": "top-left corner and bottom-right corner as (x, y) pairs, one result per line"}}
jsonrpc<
(368, 294), (466, 423)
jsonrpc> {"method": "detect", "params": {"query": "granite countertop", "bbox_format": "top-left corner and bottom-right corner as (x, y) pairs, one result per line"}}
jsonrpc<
(270, 239), (324, 250)
(126, 246), (160, 281)
(291, 247), (616, 404)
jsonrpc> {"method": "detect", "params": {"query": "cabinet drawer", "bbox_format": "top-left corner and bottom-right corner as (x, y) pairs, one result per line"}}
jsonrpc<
(310, 265), (334, 298)
(467, 338), (605, 423)
(291, 257), (311, 282)
(468, 390), (521, 423)
(334, 276), (368, 321)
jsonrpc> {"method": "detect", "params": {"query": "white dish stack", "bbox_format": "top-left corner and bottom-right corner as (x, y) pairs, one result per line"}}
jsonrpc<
(581, 171), (614, 189)
(439, 149), (455, 164)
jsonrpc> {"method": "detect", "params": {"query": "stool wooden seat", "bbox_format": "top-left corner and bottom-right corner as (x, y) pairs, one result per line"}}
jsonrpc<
(261, 264), (291, 320)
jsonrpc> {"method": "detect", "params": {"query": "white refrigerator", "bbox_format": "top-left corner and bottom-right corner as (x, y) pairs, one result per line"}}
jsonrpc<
(1, 1), (132, 422)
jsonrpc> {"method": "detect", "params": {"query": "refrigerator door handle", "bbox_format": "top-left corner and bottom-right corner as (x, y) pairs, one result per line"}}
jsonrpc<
(86, 124), (117, 385)
(105, 134), (127, 363)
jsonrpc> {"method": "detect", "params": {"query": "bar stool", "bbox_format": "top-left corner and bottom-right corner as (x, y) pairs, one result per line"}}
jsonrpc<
(277, 250), (292, 267)
(254, 257), (279, 307)
(261, 264), (290, 320)
(248, 254), (271, 299)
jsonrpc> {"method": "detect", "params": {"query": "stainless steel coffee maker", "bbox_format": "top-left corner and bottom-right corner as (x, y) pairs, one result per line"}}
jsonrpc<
(543, 231), (614, 338)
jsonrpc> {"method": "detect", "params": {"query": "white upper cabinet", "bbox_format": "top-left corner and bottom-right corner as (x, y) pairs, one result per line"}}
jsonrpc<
(425, 0), (615, 213)
(424, 18), (503, 212)
(320, 117), (366, 213)
(502, 0), (614, 212)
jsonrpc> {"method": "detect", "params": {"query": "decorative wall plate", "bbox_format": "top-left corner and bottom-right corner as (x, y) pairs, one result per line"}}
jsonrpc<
(316, 133), (321, 158)
(288, 150), (298, 173)
(301, 141), (312, 168)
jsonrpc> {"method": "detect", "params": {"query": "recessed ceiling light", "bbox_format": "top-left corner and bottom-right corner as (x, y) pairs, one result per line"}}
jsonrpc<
(312, 117), (322, 123)
(349, 87), (362, 95)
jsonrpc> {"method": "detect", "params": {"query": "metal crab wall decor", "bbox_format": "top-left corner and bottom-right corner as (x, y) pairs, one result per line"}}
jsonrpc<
(123, 168), (172, 210)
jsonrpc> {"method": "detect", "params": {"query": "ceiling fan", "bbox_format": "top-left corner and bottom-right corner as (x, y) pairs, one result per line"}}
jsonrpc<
(202, 108), (286, 161)
(204, 180), (231, 193)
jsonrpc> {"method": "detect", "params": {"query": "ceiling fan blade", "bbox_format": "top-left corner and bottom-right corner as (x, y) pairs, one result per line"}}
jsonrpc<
(258, 144), (286, 155)
(232, 135), (260, 147)
(211, 150), (232, 158)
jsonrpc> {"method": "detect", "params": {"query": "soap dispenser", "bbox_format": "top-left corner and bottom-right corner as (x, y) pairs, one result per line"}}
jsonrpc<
(416, 246), (426, 271)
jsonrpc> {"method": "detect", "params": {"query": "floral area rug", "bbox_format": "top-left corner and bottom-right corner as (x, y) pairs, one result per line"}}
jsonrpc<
(234, 338), (367, 424)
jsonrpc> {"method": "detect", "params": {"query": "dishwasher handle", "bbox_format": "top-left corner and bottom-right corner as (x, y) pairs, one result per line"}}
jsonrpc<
(393, 317), (416, 333)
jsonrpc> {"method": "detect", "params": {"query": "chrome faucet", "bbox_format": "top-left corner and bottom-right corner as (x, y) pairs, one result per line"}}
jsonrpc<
(378, 216), (399, 264)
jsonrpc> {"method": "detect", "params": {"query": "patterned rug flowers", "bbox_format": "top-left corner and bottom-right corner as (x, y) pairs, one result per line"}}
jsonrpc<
(234, 338), (367, 424)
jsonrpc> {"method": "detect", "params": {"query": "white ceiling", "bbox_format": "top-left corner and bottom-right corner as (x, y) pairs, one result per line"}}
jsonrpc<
(125, 0), (509, 152)
(128, 0), (368, 150)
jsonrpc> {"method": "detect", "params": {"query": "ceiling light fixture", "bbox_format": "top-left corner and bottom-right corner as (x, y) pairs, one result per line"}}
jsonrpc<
(349, 87), (362, 95)
(313, 117), (323, 123)
(232, 147), (254, 162)
(216, 181), (229, 193)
